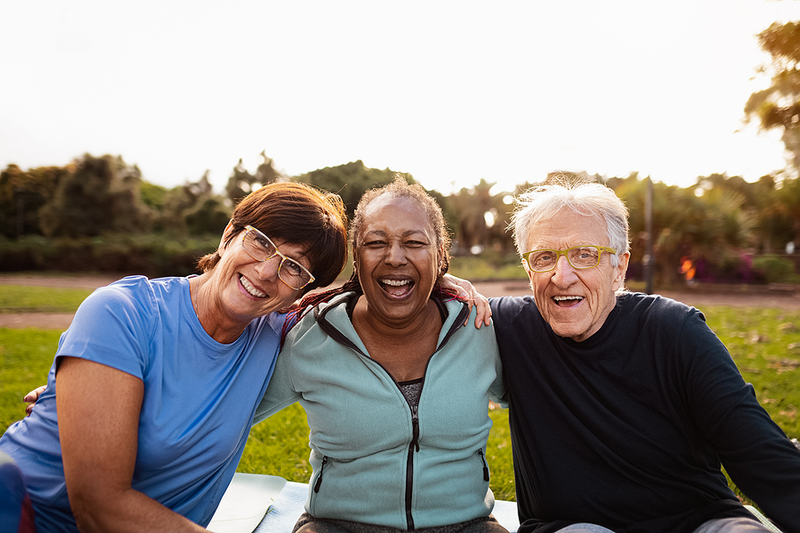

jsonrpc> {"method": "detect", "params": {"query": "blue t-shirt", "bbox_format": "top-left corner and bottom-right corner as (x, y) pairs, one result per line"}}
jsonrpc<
(0, 276), (284, 532)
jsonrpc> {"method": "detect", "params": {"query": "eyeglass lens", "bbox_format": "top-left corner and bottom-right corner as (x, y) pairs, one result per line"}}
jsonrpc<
(243, 231), (311, 288)
(527, 246), (601, 271)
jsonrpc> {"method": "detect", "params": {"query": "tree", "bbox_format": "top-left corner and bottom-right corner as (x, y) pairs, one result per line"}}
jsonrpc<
(293, 160), (414, 221)
(38, 154), (151, 238)
(159, 172), (230, 236)
(744, 20), (800, 172)
(449, 179), (513, 255)
(225, 151), (283, 205)
(0, 163), (67, 238)
(775, 174), (800, 245)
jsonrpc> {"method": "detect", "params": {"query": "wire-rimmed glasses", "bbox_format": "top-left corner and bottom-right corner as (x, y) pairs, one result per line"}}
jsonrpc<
(241, 225), (315, 290)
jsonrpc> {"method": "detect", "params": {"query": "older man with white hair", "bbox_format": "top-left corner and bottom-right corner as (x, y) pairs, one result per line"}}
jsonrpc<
(487, 177), (800, 533)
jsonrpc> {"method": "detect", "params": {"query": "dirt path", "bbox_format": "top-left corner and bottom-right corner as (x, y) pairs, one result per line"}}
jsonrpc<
(0, 274), (120, 330)
(2, 274), (800, 330)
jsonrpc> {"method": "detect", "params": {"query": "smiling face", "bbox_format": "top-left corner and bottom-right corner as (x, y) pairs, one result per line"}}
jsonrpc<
(208, 227), (311, 328)
(354, 194), (442, 329)
(523, 209), (629, 342)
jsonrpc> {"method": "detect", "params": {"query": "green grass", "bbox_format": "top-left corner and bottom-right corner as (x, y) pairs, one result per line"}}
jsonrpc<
(701, 305), (800, 440)
(0, 285), (94, 313)
(0, 328), (60, 430)
(1, 283), (798, 505)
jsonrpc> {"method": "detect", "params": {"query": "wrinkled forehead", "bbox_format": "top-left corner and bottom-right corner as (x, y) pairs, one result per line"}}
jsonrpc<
(525, 209), (608, 251)
(359, 195), (434, 236)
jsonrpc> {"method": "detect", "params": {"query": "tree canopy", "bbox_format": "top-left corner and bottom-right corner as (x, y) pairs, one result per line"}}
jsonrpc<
(745, 20), (800, 172)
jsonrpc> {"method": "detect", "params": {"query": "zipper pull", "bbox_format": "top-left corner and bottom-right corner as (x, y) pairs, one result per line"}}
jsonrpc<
(477, 449), (489, 481)
(410, 404), (420, 452)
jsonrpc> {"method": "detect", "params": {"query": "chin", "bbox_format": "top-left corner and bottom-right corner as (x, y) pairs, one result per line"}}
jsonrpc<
(550, 324), (587, 341)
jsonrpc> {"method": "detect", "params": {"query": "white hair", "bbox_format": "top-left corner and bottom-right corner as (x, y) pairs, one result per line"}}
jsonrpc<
(511, 177), (630, 267)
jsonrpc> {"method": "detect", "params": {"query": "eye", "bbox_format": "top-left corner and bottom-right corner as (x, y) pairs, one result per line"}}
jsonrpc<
(404, 240), (427, 248)
(253, 235), (273, 251)
(282, 260), (305, 276)
(363, 239), (387, 248)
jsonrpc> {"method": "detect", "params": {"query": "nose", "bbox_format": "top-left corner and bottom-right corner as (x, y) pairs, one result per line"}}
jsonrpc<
(254, 255), (281, 281)
(550, 254), (578, 287)
(384, 241), (407, 266)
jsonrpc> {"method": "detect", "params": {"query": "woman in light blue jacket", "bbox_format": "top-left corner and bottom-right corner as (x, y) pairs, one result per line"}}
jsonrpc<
(257, 178), (507, 533)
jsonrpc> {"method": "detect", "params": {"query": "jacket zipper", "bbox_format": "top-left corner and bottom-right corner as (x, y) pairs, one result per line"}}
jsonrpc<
(405, 403), (420, 529)
(476, 449), (490, 481)
(314, 455), (328, 493)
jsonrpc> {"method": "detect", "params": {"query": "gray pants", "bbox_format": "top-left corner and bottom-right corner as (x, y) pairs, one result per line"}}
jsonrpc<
(554, 516), (776, 533)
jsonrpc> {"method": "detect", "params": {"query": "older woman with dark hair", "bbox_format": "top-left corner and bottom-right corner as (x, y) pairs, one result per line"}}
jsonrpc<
(0, 182), (348, 533)
(257, 178), (507, 533)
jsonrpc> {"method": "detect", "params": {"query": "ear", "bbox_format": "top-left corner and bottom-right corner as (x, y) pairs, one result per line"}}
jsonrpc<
(612, 251), (630, 291)
(218, 220), (236, 256)
(522, 259), (536, 291)
(437, 245), (446, 274)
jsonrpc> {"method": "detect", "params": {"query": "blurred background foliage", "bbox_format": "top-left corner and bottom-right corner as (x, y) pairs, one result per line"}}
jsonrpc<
(3, 153), (800, 288)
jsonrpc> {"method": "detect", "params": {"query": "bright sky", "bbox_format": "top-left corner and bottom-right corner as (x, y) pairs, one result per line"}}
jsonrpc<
(1, 1), (797, 196)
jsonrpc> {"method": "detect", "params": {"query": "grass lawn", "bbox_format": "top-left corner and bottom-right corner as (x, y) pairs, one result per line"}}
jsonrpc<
(0, 285), (94, 314)
(1, 284), (798, 504)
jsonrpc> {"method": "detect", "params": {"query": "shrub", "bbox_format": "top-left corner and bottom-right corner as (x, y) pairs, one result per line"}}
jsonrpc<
(752, 254), (800, 284)
(0, 234), (218, 277)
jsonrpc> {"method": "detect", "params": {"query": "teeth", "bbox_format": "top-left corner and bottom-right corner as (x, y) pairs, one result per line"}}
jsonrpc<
(381, 279), (411, 287)
(553, 296), (583, 301)
(240, 275), (266, 298)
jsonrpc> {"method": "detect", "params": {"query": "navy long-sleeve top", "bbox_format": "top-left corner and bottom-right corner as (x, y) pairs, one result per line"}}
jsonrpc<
(491, 292), (800, 533)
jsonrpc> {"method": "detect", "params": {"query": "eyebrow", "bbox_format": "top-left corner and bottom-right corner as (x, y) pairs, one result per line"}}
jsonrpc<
(363, 229), (428, 239)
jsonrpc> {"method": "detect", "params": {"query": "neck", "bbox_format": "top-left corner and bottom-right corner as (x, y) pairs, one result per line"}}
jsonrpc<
(352, 296), (441, 342)
(191, 275), (249, 344)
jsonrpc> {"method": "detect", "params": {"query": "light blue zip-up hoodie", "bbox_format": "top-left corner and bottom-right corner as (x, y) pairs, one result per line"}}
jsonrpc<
(255, 292), (505, 530)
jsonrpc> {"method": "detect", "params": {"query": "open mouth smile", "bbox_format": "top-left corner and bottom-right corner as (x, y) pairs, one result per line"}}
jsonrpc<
(240, 274), (267, 298)
(379, 278), (414, 298)
(553, 295), (584, 307)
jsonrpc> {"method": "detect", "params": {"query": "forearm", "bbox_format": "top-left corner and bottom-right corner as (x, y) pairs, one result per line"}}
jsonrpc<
(72, 488), (208, 533)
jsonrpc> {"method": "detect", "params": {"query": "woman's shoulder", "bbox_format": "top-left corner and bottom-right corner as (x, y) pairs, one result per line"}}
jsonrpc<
(77, 275), (185, 324)
(299, 291), (354, 325)
(283, 292), (358, 349)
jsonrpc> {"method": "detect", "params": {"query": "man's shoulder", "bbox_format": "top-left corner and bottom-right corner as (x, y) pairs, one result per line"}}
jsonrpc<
(489, 295), (541, 336)
(489, 295), (537, 314)
(618, 291), (698, 318)
(616, 292), (705, 339)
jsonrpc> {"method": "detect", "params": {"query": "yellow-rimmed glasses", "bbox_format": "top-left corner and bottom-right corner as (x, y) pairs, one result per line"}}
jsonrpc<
(522, 245), (616, 273)
(241, 225), (315, 290)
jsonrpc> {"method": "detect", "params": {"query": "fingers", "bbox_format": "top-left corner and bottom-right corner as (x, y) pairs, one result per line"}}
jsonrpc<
(461, 293), (491, 328)
(24, 385), (47, 416)
(440, 274), (491, 328)
(24, 385), (46, 402)
(473, 295), (492, 329)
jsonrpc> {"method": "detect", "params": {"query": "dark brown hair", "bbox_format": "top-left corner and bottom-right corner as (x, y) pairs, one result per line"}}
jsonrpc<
(197, 181), (348, 294)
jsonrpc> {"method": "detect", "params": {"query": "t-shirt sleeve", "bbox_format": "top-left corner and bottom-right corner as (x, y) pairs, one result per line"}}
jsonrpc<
(55, 281), (153, 380)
